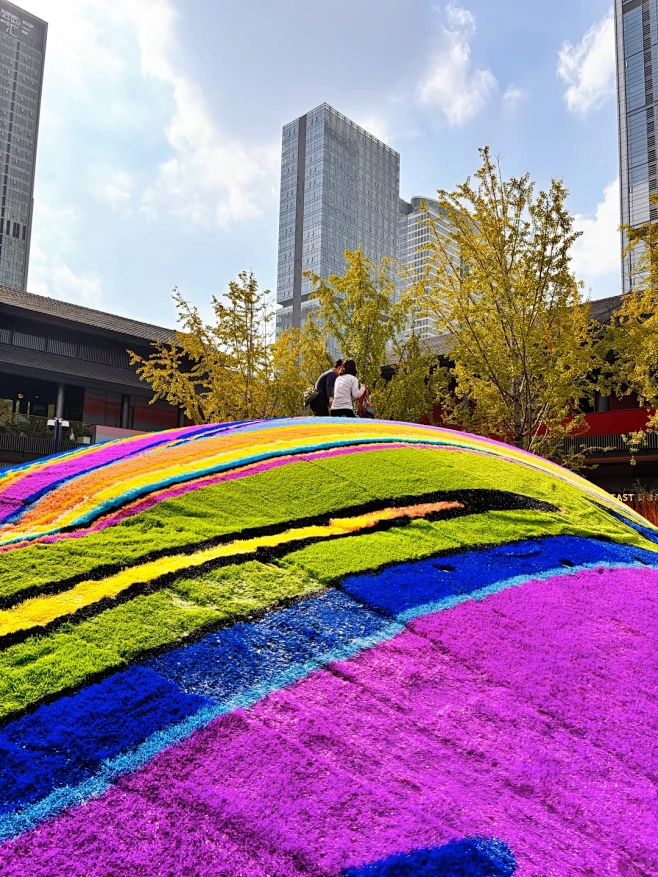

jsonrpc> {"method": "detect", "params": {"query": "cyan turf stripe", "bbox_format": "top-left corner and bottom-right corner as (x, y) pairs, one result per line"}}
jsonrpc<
(343, 837), (516, 876)
(0, 591), (393, 829)
(0, 610), (402, 840)
(2, 429), (592, 548)
(2, 536), (656, 841)
(0, 666), (210, 817)
(0, 422), (244, 527)
(396, 560), (649, 624)
(340, 535), (658, 617)
(0, 436), (456, 546)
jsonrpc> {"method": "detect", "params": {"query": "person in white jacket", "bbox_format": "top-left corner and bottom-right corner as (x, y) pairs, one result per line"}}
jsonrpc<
(330, 359), (365, 418)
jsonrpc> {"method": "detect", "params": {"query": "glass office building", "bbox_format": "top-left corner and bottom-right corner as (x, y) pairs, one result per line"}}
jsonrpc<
(615, 0), (658, 290)
(396, 196), (458, 340)
(0, 2), (46, 291)
(276, 104), (400, 334)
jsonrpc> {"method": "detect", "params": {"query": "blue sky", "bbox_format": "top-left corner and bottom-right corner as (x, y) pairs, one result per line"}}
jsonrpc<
(23, 0), (618, 328)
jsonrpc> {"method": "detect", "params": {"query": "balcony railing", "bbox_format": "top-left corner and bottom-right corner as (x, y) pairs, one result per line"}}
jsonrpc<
(0, 413), (94, 442)
(0, 413), (95, 459)
(564, 431), (658, 456)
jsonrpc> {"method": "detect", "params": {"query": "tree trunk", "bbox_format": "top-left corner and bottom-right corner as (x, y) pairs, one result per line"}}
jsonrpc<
(512, 376), (523, 448)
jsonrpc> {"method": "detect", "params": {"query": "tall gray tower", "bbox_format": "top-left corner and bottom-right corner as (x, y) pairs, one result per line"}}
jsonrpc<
(0, 2), (46, 292)
(276, 104), (400, 334)
(615, 0), (658, 291)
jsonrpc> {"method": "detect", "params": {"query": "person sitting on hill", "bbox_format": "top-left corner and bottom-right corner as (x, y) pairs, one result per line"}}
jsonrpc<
(330, 359), (365, 418)
(310, 359), (343, 417)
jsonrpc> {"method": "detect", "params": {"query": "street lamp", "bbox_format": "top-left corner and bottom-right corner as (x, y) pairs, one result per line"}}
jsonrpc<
(47, 418), (70, 454)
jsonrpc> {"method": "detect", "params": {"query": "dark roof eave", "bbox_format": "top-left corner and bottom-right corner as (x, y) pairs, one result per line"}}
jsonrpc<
(0, 287), (175, 343)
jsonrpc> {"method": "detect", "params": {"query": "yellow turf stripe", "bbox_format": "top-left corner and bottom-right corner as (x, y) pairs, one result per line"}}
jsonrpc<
(0, 501), (462, 638)
(0, 420), (652, 543)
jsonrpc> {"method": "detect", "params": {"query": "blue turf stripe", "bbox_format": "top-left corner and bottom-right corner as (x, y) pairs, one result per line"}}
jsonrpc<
(1, 536), (656, 840)
(340, 535), (658, 617)
(144, 588), (389, 699)
(396, 560), (649, 624)
(0, 610), (402, 840)
(343, 837), (516, 876)
(607, 509), (658, 545)
(0, 666), (210, 817)
(0, 591), (393, 833)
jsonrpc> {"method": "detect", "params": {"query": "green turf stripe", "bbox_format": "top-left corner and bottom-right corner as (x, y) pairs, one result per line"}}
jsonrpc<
(2, 501), (653, 722)
(0, 447), (638, 604)
(0, 562), (321, 722)
(281, 506), (658, 583)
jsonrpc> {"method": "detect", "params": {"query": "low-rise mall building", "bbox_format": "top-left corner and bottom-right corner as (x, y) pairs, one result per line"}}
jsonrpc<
(0, 287), (182, 466)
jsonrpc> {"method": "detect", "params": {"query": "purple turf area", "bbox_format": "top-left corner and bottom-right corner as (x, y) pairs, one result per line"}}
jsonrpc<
(1, 566), (656, 877)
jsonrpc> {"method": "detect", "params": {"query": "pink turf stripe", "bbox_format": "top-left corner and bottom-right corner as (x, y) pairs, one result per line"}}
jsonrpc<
(1, 566), (656, 875)
(1, 442), (453, 551)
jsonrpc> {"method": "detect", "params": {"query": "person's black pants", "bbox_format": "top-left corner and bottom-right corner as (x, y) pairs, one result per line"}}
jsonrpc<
(310, 398), (330, 416)
(331, 409), (356, 417)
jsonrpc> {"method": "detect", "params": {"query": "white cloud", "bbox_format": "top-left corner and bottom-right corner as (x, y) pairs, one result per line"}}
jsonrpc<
(123, 0), (279, 227)
(29, 200), (103, 308)
(558, 11), (615, 117)
(93, 168), (135, 209)
(503, 84), (528, 108)
(25, 0), (143, 129)
(352, 115), (394, 146)
(26, 0), (278, 230)
(571, 178), (621, 282)
(418, 3), (497, 126)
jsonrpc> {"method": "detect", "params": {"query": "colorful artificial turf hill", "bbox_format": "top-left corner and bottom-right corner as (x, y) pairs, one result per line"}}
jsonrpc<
(0, 418), (657, 876)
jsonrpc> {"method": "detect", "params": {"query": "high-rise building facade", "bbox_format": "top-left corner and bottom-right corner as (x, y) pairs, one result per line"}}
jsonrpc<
(276, 104), (400, 334)
(614, 0), (658, 291)
(0, 2), (46, 291)
(396, 196), (458, 340)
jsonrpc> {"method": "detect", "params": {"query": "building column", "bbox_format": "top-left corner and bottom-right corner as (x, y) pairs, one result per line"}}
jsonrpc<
(596, 392), (610, 413)
(55, 383), (66, 418)
(120, 394), (130, 429)
(177, 406), (186, 428)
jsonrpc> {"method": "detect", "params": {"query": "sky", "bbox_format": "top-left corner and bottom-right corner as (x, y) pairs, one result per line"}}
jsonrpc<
(21, 0), (620, 328)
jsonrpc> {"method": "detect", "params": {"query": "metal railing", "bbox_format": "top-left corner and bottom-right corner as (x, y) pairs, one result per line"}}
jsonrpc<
(0, 413), (93, 443)
(564, 431), (658, 456)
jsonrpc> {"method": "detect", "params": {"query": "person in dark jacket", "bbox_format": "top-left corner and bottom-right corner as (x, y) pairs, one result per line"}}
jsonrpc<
(310, 360), (343, 416)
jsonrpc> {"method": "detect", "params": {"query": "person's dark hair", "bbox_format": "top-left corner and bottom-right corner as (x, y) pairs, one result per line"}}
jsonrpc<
(334, 358), (344, 369)
(342, 359), (357, 377)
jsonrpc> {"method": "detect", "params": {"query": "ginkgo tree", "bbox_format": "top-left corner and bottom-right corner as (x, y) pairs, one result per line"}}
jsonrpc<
(606, 201), (658, 429)
(305, 248), (437, 422)
(419, 146), (600, 459)
(129, 271), (328, 423)
(304, 248), (403, 393)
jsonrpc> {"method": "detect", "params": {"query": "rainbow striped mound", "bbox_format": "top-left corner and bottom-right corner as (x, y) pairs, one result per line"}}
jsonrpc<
(0, 418), (657, 876)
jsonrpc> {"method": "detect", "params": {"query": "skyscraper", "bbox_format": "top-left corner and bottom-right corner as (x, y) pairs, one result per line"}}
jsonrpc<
(276, 104), (400, 334)
(0, 2), (46, 292)
(615, 0), (657, 291)
(397, 196), (458, 340)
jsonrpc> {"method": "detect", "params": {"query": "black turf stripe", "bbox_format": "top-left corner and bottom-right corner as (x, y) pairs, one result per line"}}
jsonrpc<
(0, 490), (558, 612)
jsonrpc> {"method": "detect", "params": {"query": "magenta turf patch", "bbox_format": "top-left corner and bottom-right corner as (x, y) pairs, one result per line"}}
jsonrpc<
(2, 565), (656, 876)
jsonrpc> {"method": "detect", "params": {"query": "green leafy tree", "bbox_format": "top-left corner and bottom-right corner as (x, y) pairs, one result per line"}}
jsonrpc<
(305, 248), (403, 393)
(131, 271), (320, 423)
(420, 147), (599, 460)
(268, 325), (331, 418)
(606, 201), (658, 428)
(375, 334), (439, 424)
